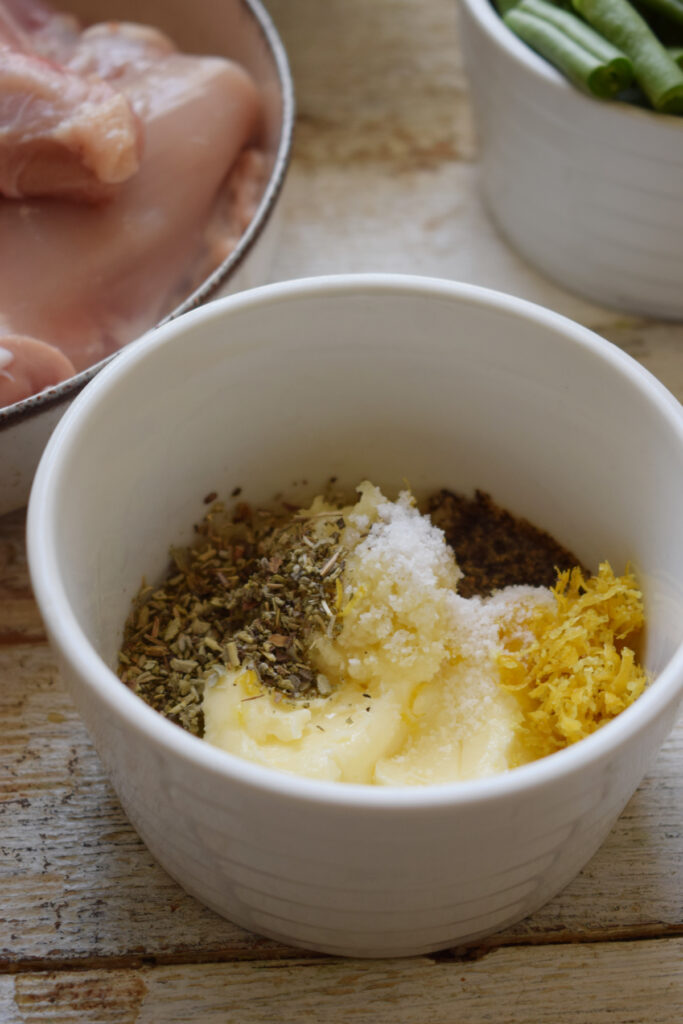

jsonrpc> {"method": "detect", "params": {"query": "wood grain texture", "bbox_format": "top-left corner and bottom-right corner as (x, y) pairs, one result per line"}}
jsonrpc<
(266, 0), (473, 169)
(1, 939), (681, 1023)
(0, 511), (44, 643)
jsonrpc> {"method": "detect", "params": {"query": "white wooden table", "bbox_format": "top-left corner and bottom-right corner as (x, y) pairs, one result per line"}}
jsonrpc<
(1, 1), (681, 1019)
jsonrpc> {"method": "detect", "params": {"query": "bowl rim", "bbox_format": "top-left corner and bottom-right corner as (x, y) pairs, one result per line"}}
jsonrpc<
(0, 0), (295, 431)
(27, 273), (683, 811)
(459, 0), (683, 133)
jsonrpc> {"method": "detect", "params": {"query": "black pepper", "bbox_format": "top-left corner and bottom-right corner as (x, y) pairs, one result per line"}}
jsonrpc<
(425, 489), (582, 598)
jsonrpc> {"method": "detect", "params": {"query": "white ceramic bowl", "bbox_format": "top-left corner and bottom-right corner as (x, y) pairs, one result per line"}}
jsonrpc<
(458, 0), (683, 319)
(0, 0), (294, 515)
(27, 275), (683, 958)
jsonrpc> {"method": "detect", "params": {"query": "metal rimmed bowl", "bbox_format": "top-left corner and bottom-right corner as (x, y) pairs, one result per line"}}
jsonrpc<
(0, 0), (294, 514)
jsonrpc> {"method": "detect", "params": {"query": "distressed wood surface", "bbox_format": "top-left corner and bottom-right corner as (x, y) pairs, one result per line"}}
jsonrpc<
(1, 0), (682, 1018)
(1, 940), (682, 1023)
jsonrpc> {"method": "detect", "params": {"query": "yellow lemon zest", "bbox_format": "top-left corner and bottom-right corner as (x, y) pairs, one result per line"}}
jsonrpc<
(499, 562), (647, 758)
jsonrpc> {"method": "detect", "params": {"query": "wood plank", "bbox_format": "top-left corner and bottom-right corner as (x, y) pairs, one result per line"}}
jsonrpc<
(266, 0), (618, 327)
(2, 938), (681, 1023)
(1, 642), (681, 967)
(0, 511), (29, 591)
(267, 0), (474, 168)
(0, 510), (44, 642)
(270, 160), (617, 329)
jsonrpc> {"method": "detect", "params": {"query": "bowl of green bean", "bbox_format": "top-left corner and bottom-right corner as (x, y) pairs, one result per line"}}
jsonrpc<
(458, 0), (683, 318)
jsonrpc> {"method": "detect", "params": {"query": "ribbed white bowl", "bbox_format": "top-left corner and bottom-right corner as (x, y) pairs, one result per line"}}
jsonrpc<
(27, 276), (683, 957)
(459, 0), (683, 318)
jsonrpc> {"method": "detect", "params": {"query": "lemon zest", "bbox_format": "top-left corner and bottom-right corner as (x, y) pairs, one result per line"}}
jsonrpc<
(499, 562), (647, 758)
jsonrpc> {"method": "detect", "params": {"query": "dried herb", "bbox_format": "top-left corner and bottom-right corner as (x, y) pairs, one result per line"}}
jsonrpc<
(118, 499), (345, 734)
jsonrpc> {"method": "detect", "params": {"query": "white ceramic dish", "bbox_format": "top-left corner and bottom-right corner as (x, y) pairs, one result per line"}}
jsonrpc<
(27, 275), (683, 958)
(458, 0), (683, 320)
(0, 0), (294, 515)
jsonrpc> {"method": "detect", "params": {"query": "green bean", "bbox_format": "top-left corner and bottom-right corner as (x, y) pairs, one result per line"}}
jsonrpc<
(669, 45), (683, 67)
(504, 8), (625, 97)
(572, 0), (683, 112)
(517, 0), (633, 88)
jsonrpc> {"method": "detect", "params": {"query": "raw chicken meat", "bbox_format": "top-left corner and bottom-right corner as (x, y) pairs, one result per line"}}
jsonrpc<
(0, 2), (142, 201)
(1, 0), (79, 64)
(0, 334), (75, 406)
(1, 0), (75, 48)
(0, 1), (264, 409)
(67, 22), (176, 80)
(187, 149), (269, 294)
(0, 50), (143, 201)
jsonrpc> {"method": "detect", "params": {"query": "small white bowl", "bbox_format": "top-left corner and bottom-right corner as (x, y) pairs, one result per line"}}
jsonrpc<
(27, 275), (683, 958)
(0, 0), (294, 514)
(458, 0), (683, 319)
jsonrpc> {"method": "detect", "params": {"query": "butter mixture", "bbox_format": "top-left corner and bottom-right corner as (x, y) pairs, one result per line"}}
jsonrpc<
(203, 484), (587, 784)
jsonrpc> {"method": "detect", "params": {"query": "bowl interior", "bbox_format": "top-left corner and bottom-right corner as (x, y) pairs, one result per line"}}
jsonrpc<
(36, 278), (683, 695)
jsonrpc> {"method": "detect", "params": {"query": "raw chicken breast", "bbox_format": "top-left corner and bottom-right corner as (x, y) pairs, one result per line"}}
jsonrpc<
(1, 0), (80, 64)
(0, 334), (75, 406)
(0, 4), (264, 406)
(0, 49), (143, 201)
(189, 149), (269, 292)
(0, 52), (261, 372)
(67, 22), (176, 80)
(0, 2), (142, 202)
